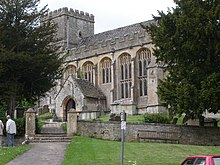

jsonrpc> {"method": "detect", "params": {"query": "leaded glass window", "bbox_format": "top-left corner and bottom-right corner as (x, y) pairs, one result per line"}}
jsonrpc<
(119, 53), (132, 99)
(137, 49), (151, 96)
(83, 62), (94, 83)
(100, 58), (112, 84)
(64, 65), (76, 79)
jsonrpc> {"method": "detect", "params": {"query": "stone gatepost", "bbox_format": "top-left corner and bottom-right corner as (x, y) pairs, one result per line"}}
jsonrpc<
(67, 109), (78, 137)
(25, 108), (36, 139)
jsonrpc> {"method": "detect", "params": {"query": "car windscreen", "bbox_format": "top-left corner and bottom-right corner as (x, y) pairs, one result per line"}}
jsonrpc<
(196, 158), (206, 165)
(212, 157), (220, 165)
(182, 158), (196, 165)
(213, 158), (220, 165)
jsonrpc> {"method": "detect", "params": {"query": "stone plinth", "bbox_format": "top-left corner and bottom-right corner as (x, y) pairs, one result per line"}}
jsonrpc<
(25, 108), (36, 138)
(67, 110), (78, 136)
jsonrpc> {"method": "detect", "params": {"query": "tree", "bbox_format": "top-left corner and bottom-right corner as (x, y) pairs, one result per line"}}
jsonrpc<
(146, 0), (220, 125)
(0, 0), (64, 116)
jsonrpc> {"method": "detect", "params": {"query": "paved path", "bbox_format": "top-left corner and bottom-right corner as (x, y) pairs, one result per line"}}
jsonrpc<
(6, 142), (69, 165)
(6, 121), (69, 165)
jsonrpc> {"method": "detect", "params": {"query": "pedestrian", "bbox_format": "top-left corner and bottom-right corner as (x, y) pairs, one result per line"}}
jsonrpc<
(0, 119), (4, 147)
(6, 115), (16, 147)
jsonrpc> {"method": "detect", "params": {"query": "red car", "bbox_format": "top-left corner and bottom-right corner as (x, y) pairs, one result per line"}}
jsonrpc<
(181, 155), (220, 165)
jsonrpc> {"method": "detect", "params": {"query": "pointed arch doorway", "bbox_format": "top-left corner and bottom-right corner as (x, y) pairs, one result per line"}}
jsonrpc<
(64, 98), (76, 121)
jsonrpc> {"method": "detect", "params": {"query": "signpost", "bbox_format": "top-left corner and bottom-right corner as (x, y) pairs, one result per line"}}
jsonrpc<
(121, 110), (126, 165)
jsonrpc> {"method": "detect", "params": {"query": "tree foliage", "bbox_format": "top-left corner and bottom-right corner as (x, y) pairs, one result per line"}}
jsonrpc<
(146, 0), (220, 121)
(0, 0), (64, 115)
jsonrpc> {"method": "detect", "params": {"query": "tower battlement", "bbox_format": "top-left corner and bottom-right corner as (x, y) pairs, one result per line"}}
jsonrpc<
(42, 7), (94, 23)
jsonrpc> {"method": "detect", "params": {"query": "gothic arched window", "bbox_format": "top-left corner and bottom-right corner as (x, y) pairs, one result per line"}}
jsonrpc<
(137, 49), (151, 96)
(119, 53), (132, 99)
(82, 61), (94, 83)
(100, 57), (112, 84)
(64, 65), (77, 79)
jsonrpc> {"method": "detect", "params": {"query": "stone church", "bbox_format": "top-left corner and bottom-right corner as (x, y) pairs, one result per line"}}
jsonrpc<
(39, 7), (167, 121)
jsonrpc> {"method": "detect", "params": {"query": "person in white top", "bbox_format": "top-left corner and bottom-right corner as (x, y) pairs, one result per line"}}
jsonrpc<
(0, 119), (4, 147)
(6, 115), (16, 147)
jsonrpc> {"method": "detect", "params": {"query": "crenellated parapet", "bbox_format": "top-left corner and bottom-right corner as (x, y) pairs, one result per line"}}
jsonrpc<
(66, 27), (152, 61)
(41, 7), (94, 23)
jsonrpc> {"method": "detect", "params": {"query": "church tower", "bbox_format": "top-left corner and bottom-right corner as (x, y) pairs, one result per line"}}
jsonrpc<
(41, 7), (95, 49)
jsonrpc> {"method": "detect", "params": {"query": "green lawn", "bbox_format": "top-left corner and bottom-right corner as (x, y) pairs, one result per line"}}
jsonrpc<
(97, 114), (220, 127)
(1, 136), (220, 165)
(96, 114), (185, 124)
(62, 136), (220, 165)
(0, 145), (30, 165)
(97, 114), (145, 123)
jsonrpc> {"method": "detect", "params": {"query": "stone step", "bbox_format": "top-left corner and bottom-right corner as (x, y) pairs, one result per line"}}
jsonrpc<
(28, 134), (72, 143)
(27, 121), (70, 143)
(29, 138), (72, 143)
(35, 133), (67, 137)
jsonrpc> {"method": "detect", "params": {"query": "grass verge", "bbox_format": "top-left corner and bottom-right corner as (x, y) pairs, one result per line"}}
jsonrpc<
(97, 114), (145, 123)
(62, 136), (220, 165)
(0, 145), (30, 165)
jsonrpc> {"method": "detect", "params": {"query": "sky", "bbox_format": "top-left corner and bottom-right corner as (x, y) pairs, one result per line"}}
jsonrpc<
(39, 0), (176, 34)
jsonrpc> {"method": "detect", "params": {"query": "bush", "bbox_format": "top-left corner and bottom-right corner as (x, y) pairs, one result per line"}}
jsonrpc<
(0, 101), (8, 124)
(35, 116), (48, 134)
(144, 113), (171, 124)
(35, 112), (53, 133)
(14, 117), (25, 136)
(37, 112), (52, 121)
(61, 123), (67, 133)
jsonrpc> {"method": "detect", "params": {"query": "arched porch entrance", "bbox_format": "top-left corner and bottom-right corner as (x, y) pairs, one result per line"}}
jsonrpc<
(63, 96), (76, 121)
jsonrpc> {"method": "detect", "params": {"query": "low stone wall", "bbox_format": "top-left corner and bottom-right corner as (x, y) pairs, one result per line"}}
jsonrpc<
(77, 121), (220, 146)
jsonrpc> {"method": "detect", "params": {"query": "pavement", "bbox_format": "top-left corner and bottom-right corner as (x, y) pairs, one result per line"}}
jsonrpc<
(5, 142), (69, 165)
(5, 121), (69, 165)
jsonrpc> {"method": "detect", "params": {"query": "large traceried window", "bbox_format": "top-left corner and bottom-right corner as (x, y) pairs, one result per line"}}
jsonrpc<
(100, 57), (112, 84)
(137, 49), (151, 96)
(82, 61), (94, 83)
(64, 65), (76, 79)
(119, 53), (132, 99)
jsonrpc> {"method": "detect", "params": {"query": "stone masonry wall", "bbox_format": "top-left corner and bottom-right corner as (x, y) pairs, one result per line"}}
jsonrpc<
(41, 7), (94, 48)
(77, 121), (220, 146)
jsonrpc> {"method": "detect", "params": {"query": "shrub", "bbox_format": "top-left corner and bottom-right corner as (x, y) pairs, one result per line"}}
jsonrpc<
(0, 101), (8, 123)
(144, 113), (171, 124)
(61, 123), (67, 133)
(37, 112), (52, 121)
(35, 112), (53, 133)
(14, 117), (25, 136)
(35, 117), (47, 134)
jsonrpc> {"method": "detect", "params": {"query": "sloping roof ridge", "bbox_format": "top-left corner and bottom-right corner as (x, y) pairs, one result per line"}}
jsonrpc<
(75, 19), (155, 48)
(73, 77), (106, 99)
(94, 19), (154, 36)
(54, 76), (72, 99)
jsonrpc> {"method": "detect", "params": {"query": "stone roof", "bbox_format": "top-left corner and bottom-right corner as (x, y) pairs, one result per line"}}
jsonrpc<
(74, 78), (106, 99)
(76, 20), (154, 49)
